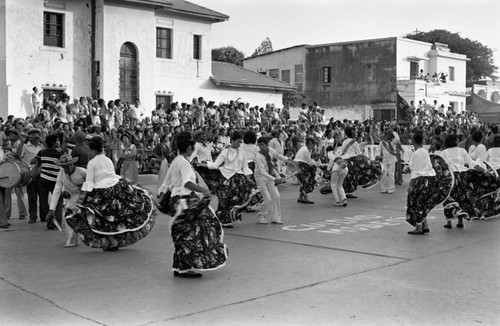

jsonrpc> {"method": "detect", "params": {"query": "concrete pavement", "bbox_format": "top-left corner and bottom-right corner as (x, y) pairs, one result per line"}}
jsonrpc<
(1, 174), (499, 326)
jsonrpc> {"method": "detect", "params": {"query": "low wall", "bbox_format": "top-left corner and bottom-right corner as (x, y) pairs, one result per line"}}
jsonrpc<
(289, 105), (373, 122)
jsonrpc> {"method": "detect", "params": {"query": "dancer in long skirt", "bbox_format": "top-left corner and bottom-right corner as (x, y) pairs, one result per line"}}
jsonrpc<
(294, 137), (320, 204)
(485, 135), (500, 175)
(406, 131), (454, 234)
(158, 132), (227, 278)
(198, 131), (258, 227)
(440, 134), (498, 229)
(340, 128), (382, 197)
(66, 137), (156, 251)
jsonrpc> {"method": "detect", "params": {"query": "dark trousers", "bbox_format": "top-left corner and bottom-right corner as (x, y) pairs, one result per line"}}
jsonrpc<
(39, 179), (62, 227)
(27, 177), (41, 221)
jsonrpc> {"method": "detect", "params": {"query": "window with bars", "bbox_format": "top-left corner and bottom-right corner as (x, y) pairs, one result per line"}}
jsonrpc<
(193, 35), (202, 60)
(44, 12), (64, 47)
(156, 95), (172, 109)
(156, 28), (172, 59)
(322, 66), (331, 84)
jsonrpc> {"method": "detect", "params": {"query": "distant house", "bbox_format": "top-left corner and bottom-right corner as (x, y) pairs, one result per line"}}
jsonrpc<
(244, 37), (468, 121)
(0, 0), (290, 119)
(467, 81), (500, 122)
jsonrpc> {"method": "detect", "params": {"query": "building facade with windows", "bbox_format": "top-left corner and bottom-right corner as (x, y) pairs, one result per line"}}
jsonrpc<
(0, 0), (292, 118)
(243, 37), (468, 121)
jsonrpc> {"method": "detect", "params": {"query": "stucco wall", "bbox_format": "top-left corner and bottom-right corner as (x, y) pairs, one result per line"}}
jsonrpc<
(4, 0), (91, 118)
(242, 46), (307, 87)
(199, 80), (283, 108)
(306, 38), (397, 107)
(99, 1), (213, 110)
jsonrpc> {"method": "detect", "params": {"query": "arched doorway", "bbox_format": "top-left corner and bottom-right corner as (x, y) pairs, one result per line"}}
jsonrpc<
(119, 42), (139, 104)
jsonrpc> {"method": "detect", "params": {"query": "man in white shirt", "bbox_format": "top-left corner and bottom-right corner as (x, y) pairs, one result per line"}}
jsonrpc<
(379, 129), (400, 194)
(46, 154), (86, 247)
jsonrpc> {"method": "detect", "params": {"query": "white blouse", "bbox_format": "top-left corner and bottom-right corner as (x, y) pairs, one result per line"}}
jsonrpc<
(159, 155), (196, 197)
(409, 147), (436, 179)
(468, 143), (487, 167)
(189, 142), (213, 163)
(81, 154), (120, 192)
(485, 148), (500, 170)
(440, 147), (476, 173)
(207, 147), (252, 179)
(294, 145), (316, 165)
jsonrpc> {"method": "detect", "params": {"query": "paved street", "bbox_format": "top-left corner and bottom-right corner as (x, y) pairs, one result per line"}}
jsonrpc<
(1, 175), (499, 326)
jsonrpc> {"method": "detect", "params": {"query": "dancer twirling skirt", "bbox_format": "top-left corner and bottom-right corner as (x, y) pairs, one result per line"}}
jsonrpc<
(158, 132), (227, 278)
(67, 137), (156, 251)
(294, 138), (319, 204)
(199, 131), (259, 227)
(440, 134), (498, 228)
(343, 155), (383, 194)
(405, 131), (453, 234)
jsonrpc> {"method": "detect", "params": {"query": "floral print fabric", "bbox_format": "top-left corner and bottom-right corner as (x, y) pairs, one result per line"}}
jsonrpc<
(444, 170), (500, 220)
(170, 196), (228, 272)
(406, 154), (454, 226)
(196, 166), (258, 225)
(296, 161), (317, 194)
(343, 155), (383, 194)
(66, 179), (156, 248)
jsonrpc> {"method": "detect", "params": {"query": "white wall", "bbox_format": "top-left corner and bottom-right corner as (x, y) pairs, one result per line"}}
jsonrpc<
(396, 38), (468, 113)
(243, 46), (307, 86)
(199, 80), (283, 108)
(99, 1), (214, 111)
(4, 0), (91, 118)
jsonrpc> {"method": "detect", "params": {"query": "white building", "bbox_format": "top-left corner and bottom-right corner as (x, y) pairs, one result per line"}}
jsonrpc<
(244, 37), (469, 121)
(0, 0), (293, 119)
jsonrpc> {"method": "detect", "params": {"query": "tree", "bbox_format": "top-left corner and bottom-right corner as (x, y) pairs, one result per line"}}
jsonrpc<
(252, 37), (273, 57)
(211, 46), (245, 66)
(405, 29), (498, 82)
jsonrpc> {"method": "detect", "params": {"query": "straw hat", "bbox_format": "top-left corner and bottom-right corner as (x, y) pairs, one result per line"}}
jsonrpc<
(56, 154), (78, 166)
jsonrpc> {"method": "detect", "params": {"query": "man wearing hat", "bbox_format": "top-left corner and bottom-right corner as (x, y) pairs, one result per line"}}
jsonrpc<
(378, 128), (400, 194)
(46, 154), (86, 247)
(4, 128), (28, 221)
(21, 128), (45, 223)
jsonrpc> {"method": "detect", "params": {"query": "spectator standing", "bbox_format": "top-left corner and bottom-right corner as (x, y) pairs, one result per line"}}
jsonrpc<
(31, 134), (63, 229)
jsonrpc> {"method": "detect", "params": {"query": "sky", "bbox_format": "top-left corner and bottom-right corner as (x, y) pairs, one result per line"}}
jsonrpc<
(195, 0), (500, 76)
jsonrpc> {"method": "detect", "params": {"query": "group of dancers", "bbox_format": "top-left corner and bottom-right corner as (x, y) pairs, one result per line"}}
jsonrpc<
(5, 125), (499, 279)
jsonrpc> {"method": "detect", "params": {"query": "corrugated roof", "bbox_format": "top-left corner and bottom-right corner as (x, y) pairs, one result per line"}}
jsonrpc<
(121, 0), (228, 22)
(211, 62), (296, 92)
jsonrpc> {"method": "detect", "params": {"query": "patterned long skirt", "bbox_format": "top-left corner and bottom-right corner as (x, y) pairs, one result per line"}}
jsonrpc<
(444, 170), (500, 220)
(193, 165), (224, 195)
(170, 196), (227, 273)
(66, 179), (156, 249)
(343, 155), (383, 194)
(216, 173), (258, 225)
(406, 154), (454, 226)
(296, 162), (317, 194)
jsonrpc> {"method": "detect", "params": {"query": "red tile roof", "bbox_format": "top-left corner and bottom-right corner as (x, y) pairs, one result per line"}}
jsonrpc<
(211, 62), (296, 92)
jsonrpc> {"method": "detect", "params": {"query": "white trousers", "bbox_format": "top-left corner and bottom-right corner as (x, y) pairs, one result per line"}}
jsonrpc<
(255, 176), (281, 223)
(330, 168), (348, 203)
